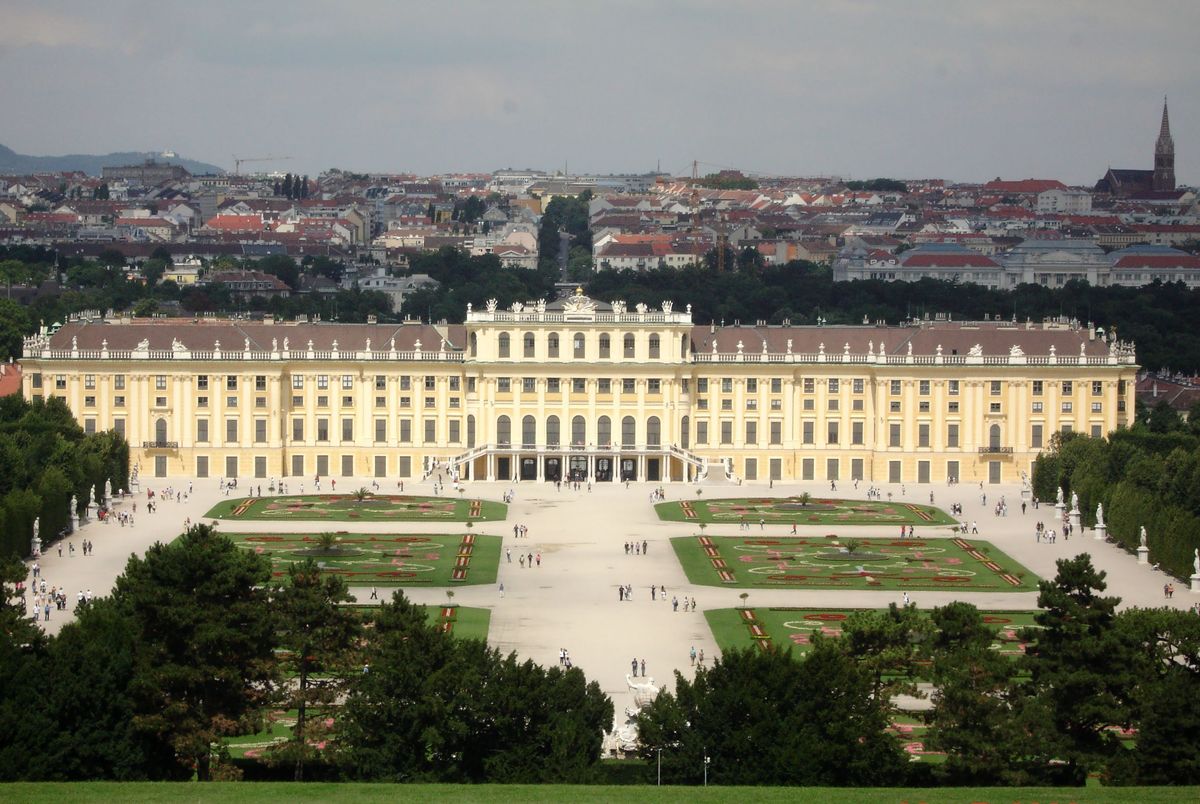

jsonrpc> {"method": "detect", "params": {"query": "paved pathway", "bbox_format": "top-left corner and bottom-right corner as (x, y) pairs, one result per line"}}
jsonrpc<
(21, 475), (1195, 730)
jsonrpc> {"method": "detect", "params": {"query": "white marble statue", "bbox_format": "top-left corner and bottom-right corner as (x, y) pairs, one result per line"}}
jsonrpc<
(1139, 526), (1147, 548)
(105, 479), (113, 503)
(32, 517), (39, 542)
(968, 343), (983, 357)
(1096, 503), (1104, 527)
(626, 674), (660, 701)
(1194, 548), (1199, 577)
(1071, 491), (1079, 511)
(1056, 487), (1064, 506)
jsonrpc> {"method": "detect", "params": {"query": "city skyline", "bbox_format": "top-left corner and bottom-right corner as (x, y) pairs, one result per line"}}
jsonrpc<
(1, 1), (1197, 183)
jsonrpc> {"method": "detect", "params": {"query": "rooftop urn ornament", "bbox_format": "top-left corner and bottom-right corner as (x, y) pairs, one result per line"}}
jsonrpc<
(936, 344), (943, 356)
(308, 339), (314, 352)
(818, 342), (825, 355)
(414, 339), (422, 354)
(686, 303), (692, 314)
(736, 340), (744, 354)
(844, 342), (850, 356)
(1050, 344), (1057, 356)
(466, 302), (472, 314)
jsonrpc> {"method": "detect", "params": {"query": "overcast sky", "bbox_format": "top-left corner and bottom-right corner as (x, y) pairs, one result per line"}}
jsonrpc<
(2, 1), (1197, 184)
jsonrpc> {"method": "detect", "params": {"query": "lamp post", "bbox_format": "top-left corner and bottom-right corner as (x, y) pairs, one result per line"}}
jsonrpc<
(657, 747), (661, 786)
(703, 748), (710, 787)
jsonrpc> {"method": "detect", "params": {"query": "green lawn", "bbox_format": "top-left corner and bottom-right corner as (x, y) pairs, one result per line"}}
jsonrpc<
(228, 532), (501, 586)
(706, 607), (1040, 657)
(672, 534), (1037, 591)
(3, 783), (1196, 803)
(656, 496), (958, 527)
(206, 494), (507, 522)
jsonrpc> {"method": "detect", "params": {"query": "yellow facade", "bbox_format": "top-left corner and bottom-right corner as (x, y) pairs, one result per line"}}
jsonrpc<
(21, 294), (1138, 485)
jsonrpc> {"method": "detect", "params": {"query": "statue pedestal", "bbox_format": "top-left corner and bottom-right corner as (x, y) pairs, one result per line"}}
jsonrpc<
(1191, 574), (1200, 594)
(1137, 545), (1150, 565)
(1055, 502), (1065, 520)
(1069, 510), (1081, 533)
(1094, 523), (1106, 541)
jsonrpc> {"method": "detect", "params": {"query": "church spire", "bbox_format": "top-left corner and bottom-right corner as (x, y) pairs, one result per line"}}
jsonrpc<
(1153, 95), (1176, 192)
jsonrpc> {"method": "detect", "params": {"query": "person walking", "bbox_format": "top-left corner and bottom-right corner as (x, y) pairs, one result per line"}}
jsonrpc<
(631, 658), (638, 677)
(370, 586), (378, 600)
(499, 582), (505, 598)
(690, 646), (696, 666)
(640, 658), (646, 677)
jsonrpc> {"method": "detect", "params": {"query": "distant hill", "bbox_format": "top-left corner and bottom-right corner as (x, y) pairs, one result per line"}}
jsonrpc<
(0, 143), (225, 176)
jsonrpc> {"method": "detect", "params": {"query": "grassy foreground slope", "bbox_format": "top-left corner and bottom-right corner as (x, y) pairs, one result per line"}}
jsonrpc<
(3, 784), (1198, 803)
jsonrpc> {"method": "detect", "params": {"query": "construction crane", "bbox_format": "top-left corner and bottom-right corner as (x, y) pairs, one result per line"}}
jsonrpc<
(232, 155), (293, 175)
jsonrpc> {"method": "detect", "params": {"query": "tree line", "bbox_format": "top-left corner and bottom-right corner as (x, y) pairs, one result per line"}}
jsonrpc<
(0, 524), (613, 783)
(637, 555), (1200, 787)
(1033, 400), (1200, 580)
(0, 394), (128, 560)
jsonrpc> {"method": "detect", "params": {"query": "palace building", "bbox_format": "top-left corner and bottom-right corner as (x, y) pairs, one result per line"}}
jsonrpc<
(21, 291), (1137, 486)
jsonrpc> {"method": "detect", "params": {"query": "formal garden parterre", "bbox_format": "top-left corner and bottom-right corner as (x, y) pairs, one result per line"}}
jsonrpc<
(206, 493), (507, 522)
(655, 496), (958, 527)
(672, 534), (1037, 591)
(705, 607), (1042, 657)
(227, 531), (501, 585)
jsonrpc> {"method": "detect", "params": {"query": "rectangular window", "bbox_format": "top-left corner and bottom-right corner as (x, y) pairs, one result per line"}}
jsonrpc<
(1091, 402), (1102, 413)
(318, 375), (329, 389)
(375, 455), (387, 478)
(697, 378), (708, 393)
(648, 379), (661, 394)
(114, 375), (125, 390)
(84, 374), (95, 389)
(827, 421), (839, 445)
(398, 395), (410, 408)
(1032, 380), (1043, 396)
(292, 375), (303, 389)
(947, 423), (959, 447)
(772, 399), (783, 411)
(572, 378), (586, 393)
(1032, 401), (1044, 413)
(1091, 424), (1102, 438)
(545, 378), (560, 393)
(498, 378), (511, 392)
(196, 456), (209, 478)
(1031, 424), (1043, 448)
(853, 378), (864, 394)
(851, 420), (863, 445)
(317, 418), (329, 442)
(990, 380), (1002, 395)
(449, 377), (460, 391)
(826, 458), (839, 481)
(341, 455), (354, 477)
(113, 418), (125, 438)
(424, 419), (436, 443)
(398, 456), (411, 478)
(256, 375), (267, 391)
(84, 395), (95, 407)
(802, 458), (814, 480)
(227, 396), (238, 408)
(225, 419), (238, 444)
(317, 395), (329, 407)
(197, 420), (209, 442)
(344, 396), (354, 407)
(226, 376), (237, 391)
(399, 376), (411, 390)
(342, 418), (354, 441)
(622, 379), (635, 394)
(155, 396), (166, 407)
(375, 419), (386, 442)
(254, 418), (267, 443)
(919, 380), (930, 396)
(522, 377), (536, 393)
(802, 421), (814, 444)
(115, 395), (126, 407)
(746, 378), (757, 393)
(1062, 381), (1073, 395)
(889, 400), (901, 413)
(828, 378), (839, 394)
(256, 396), (266, 409)
(918, 401), (930, 413)
(771, 378), (783, 393)
(375, 375), (386, 390)
(344, 375), (354, 390)
(376, 396), (386, 408)
(721, 378), (733, 393)
(990, 402), (1002, 413)
(803, 378), (814, 394)
(292, 419), (303, 442)
(770, 420), (782, 445)
(744, 458), (757, 481)
(55, 375), (65, 389)
(827, 398), (839, 411)
(1092, 381), (1103, 395)
(889, 422), (901, 447)
(721, 399), (733, 411)
(804, 398), (814, 410)
(156, 375), (167, 390)
(400, 419), (412, 443)
(948, 380), (959, 395)
(948, 401), (958, 413)
(720, 421), (733, 444)
(449, 420), (461, 443)
(745, 421), (757, 444)
(1062, 402), (1073, 413)
(918, 423), (930, 448)
(890, 380), (901, 395)
(598, 378), (611, 394)
(696, 421), (708, 444)
(918, 460), (930, 484)
(291, 395), (302, 407)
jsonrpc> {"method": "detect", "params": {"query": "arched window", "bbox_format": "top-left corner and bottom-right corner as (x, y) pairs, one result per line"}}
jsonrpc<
(469, 332), (478, 357)
(498, 333), (510, 358)
(546, 415), (560, 447)
(646, 416), (661, 447)
(467, 415), (476, 448)
(621, 416), (636, 448)
(496, 415), (511, 447)
(522, 415), (536, 448)
(573, 332), (585, 359)
(548, 333), (560, 358)
(598, 416), (612, 448)
(649, 334), (660, 359)
(155, 418), (167, 443)
(599, 334), (611, 358)
(623, 333), (636, 358)
(680, 415), (690, 449)
(523, 332), (536, 358)
(572, 415), (586, 445)
(989, 423), (1001, 449)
